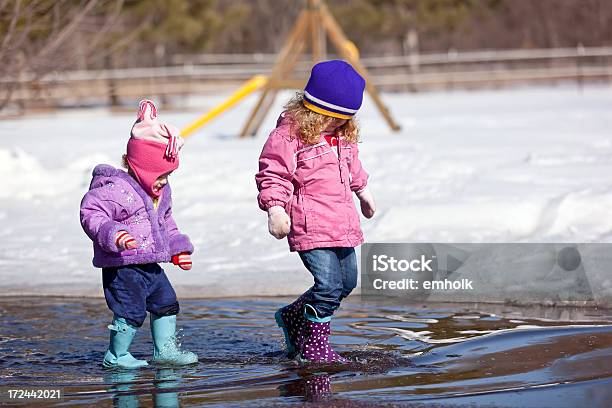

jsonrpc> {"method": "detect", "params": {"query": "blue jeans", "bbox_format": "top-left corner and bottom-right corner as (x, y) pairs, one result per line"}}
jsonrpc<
(298, 247), (358, 321)
(102, 263), (179, 327)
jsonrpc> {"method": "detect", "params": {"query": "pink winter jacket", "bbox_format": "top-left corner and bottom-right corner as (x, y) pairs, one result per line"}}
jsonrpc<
(256, 113), (369, 252)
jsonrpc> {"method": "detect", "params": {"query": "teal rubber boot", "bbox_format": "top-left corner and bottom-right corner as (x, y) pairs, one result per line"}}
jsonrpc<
(102, 317), (149, 369)
(150, 314), (198, 365)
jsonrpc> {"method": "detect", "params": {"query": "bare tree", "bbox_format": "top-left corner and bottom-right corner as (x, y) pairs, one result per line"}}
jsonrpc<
(0, 0), (132, 110)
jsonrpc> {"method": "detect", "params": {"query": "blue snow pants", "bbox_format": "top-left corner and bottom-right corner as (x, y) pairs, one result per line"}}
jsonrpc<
(102, 263), (179, 327)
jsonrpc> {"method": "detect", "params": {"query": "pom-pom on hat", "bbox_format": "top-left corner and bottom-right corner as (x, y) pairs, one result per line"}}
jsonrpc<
(126, 100), (184, 197)
(303, 60), (366, 120)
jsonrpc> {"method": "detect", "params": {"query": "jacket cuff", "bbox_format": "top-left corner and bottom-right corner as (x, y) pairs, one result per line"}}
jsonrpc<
(169, 234), (194, 256)
(98, 220), (125, 253)
(264, 200), (286, 210)
(354, 182), (368, 194)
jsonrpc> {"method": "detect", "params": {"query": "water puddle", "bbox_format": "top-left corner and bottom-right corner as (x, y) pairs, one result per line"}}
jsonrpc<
(1, 297), (611, 407)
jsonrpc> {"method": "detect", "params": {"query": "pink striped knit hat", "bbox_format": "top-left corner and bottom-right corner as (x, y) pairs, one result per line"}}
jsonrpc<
(126, 100), (184, 197)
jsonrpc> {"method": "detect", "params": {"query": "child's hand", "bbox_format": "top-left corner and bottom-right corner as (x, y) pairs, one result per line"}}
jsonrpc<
(115, 230), (139, 250)
(172, 252), (192, 270)
(267, 206), (291, 239)
(356, 187), (376, 219)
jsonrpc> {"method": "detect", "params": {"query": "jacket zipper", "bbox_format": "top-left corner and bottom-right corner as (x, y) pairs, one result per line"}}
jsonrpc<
(336, 135), (348, 204)
(336, 136), (351, 235)
(335, 136), (342, 180)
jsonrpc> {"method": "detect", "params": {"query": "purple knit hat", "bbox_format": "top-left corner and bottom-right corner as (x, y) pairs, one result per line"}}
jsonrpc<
(303, 60), (365, 119)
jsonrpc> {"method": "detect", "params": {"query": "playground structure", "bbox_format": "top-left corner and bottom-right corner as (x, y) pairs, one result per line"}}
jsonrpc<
(181, 0), (401, 138)
(180, 75), (268, 138)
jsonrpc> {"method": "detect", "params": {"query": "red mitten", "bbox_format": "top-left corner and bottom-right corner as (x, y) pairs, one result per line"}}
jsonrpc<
(172, 252), (192, 270)
(115, 230), (138, 250)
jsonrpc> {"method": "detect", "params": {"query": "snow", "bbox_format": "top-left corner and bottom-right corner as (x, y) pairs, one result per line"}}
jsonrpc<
(1, 84), (611, 297)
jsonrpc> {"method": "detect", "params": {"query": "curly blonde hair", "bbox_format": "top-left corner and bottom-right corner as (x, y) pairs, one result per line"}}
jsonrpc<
(283, 92), (360, 145)
(121, 154), (129, 170)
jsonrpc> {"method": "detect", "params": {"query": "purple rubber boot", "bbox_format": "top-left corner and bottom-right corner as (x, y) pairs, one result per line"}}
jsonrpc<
(297, 315), (347, 364)
(275, 291), (310, 357)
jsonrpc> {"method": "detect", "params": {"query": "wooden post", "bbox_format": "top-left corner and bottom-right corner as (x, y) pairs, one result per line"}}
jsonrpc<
(105, 55), (119, 107)
(308, 0), (326, 64)
(405, 28), (420, 93)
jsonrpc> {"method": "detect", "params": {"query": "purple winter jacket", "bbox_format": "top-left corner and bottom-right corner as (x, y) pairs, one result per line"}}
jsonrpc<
(80, 164), (193, 268)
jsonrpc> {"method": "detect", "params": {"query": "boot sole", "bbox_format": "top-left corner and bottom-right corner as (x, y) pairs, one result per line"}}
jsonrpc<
(102, 351), (148, 369)
(102, 359), (149, 369)
(151, 357), (198, 366)
(274, 309), (296, 356)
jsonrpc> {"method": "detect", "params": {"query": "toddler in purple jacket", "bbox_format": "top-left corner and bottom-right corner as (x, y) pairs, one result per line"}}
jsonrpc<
(80, 100), (197, 368)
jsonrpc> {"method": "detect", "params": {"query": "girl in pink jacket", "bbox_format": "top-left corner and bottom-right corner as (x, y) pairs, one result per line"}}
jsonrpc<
(256, 60), (376, 363)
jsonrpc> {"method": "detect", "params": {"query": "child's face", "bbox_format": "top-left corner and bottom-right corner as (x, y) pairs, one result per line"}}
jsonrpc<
(152, 171), (172, 195)
(324, 117), (348, 132)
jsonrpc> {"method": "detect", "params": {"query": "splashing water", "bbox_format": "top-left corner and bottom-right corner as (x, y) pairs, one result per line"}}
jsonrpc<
(153, 329), (198, 366)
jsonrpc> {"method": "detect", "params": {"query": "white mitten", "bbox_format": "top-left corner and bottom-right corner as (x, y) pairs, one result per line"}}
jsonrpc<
(267, 206), (291, 239)
(356, 187), (376, 219)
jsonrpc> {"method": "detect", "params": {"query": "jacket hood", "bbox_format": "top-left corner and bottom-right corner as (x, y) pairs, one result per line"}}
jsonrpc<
(89, 164), (123, 190)
(87, 164), (170, 209)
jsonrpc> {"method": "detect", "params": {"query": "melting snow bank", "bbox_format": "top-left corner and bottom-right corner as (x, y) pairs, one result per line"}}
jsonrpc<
(1, 85), (612, 304)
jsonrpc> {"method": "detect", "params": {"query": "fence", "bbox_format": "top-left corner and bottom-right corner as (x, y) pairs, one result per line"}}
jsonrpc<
(2, 46), (611, 111)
